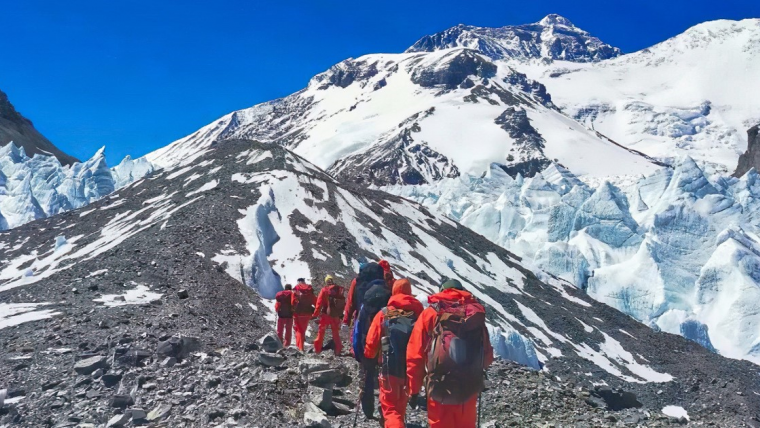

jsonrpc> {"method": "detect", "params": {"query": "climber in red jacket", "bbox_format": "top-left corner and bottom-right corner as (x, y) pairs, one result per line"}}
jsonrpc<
(364, 279), (423, 428)
(313, 275), (345, 355)
(274, 284), (294, 347)
(291, 278), (316, 351)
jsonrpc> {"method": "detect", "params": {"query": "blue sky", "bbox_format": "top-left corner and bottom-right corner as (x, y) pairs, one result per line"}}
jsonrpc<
(2, 0), (758, 163)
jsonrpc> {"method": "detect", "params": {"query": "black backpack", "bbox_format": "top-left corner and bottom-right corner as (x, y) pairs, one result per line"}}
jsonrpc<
(382, 308), (415, 378)
(354, 263), (385, 310)
(352, 280), (391, 361)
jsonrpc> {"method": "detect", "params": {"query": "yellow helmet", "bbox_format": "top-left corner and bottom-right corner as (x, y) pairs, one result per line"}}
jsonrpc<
(325, 275), (334, 284)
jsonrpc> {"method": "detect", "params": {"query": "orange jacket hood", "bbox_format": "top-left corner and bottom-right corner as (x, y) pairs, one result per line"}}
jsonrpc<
(427, 288), (475, 304)
(392, 278), (412, 296)
(387, 294), (424, 317)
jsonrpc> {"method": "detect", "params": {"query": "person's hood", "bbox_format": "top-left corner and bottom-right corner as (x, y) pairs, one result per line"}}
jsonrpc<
(428, 288), (475, 304)
(294, 283), (313, 293)
(388, 294), (424, 316)
(392, 279), (412, 296)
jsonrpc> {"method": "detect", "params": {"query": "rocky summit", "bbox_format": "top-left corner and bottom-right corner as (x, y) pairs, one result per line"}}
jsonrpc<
(2, 139), (760, 427)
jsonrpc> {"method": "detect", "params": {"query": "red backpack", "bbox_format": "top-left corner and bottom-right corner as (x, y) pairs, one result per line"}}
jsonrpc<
(275, 290), (293, 318)
(293, 285), (315, 315)
(426, 298), (487, 404)
(326, 285), (346, 318)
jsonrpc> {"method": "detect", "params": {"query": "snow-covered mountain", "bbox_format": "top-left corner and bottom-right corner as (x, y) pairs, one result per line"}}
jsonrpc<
(0, 143), (154, 231)
(147, 47), (661, 185)
(0, 89), (79, 166)
(2, 139), (759, 426)
(407, 14), (621, 62)
(513, 18), (760, 174)
(141, 15), (760, 364)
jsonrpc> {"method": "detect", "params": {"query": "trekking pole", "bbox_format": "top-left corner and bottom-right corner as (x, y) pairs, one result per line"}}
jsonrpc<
(353, 384), (363, 428)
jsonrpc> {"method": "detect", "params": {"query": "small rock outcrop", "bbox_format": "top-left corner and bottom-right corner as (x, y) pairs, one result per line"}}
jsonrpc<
(733, 124), (760, 177)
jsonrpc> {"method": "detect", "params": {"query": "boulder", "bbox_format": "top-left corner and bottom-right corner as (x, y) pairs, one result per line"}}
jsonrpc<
(303, 402), (331, 428)
(261, 372), (279, 383)
(147, 404), (172, 421)
(101, 372), (123, 388)
(259, 332), (284, 353)
(74, 356), (109, 375)
(258, 352), (285, 367)
(117, 348), (152, 367)
(160, 357), (176, 368)
(106, 413), (131, 427)
(309, 385), (333, 412)
(299, 359), (331, 376)
(110, 395), (134, 409)
(308, 368), (345, 388)
(156, 336), (200, 360)
(128, 408), (147, 420)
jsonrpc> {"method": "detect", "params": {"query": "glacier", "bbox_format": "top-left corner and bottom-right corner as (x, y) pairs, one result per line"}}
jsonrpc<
(0, 142), (155, 231)
(386, 159), (760, 364)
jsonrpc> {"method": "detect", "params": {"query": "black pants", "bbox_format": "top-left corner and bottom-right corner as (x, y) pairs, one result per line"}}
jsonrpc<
(360, 360), (377, 418)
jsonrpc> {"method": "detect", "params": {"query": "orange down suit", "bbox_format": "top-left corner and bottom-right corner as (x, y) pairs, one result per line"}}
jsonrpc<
(291, 283), (316, 351)
(406, 288), (494, 428)
(313, 284), (344, 355)
(364, 280), (423, 428)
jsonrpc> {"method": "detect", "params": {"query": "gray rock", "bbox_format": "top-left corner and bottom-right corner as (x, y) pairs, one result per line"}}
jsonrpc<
(259, 332), (283, 353)
(261, 372), (278, 383)
(309, 385), (333, 412)
(308, 368), (345, 387)
(128, 408), (147, 420)
(177, 289), (189, 299)
(299, 359), (331, 376)
(101, 372), (123, 388)
(73, 356), (109, 375)
(303, 402), (331, 428)
(734, 124), (760, 177)
(258, 352), (285, 367)
(147, 404), (172, 421)
(106, 413), (131, 427)
(160, 357), (176, 367)
(110, 394), (134, 409)
(156, 336), (200, 360)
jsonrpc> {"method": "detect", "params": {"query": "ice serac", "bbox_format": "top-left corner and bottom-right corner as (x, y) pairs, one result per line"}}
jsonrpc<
(385, 153), (760, 364)
(0, 89), (79, 165)
(0, 143), (154, 231)
(112, 155), (156, 189)
(733, 124), (760, 177)
(406, 14), (621, 62)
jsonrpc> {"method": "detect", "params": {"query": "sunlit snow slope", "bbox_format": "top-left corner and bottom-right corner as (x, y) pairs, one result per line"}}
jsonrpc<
(512, 18), (760, 173)
(148, 46), (661, 184)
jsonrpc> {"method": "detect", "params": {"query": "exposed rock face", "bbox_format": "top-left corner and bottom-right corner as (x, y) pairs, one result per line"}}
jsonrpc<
(733, 124), (760, 177)
(328, 127), (460, 186)
(409, 49), (497, 89)
(0, 89), (78, 165)
(406, 14), (622, 62)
